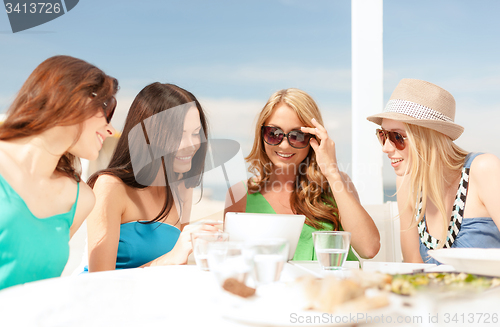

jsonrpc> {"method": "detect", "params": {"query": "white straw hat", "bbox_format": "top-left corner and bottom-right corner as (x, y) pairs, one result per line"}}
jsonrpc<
(367, 78), (464, 140)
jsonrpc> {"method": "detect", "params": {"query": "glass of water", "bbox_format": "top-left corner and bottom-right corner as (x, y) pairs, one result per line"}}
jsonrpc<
(248, 238), (289, 285)
(312, 231), (351, 270)
(191, 231), (229, 271)
(206, 241), (254, 286)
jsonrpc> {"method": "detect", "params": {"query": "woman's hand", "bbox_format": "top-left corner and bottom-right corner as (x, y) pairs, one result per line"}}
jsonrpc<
(155, 222), (220, 266)
(301, 118), (339, 179)
(303, 119), (381, 259)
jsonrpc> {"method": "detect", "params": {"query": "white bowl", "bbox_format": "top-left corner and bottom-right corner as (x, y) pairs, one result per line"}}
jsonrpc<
(428, 248), (500, 277)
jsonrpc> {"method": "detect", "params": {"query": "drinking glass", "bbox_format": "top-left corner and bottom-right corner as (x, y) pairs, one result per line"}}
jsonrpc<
(312, 231), (351, 270)
(191, 232), (229, 271)
(206, 241), (254, 286)
(248, 238), (289, 285)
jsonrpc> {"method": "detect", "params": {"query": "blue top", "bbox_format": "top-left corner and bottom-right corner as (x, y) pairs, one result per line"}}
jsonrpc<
(83, 221), (181, 271)
(419, 153), (500, 264)
(0, 173), (78, 290)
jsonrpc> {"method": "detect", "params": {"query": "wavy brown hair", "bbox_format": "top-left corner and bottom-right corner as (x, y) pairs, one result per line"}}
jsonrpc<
(402, 123), (468, 248)
(0, 55), (118, 181)
(246, 88), (340, 230)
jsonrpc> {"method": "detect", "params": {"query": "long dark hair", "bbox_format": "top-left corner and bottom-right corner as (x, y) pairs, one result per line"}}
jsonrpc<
(88, 82), (209, 224)
(0, 55), (118, 181)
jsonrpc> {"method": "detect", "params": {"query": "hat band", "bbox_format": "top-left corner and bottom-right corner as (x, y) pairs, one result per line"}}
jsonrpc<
(384, 99), (453, 122)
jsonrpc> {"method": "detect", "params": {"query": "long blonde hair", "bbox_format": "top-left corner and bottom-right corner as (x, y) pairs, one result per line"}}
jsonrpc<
(246, 88), (340, 230)
(404, 123), (468, 247)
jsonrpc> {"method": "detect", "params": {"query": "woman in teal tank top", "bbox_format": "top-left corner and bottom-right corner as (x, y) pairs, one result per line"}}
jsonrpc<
(225, 89), (380, 261)
(0, 56), (118, 290)
(85, 83), (219, 272)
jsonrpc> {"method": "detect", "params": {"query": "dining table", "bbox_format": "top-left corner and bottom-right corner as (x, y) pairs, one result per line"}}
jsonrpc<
(0, 260), (498, 327)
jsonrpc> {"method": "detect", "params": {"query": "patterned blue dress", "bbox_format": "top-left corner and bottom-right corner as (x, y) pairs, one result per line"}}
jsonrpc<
(418, 153), (500, 264)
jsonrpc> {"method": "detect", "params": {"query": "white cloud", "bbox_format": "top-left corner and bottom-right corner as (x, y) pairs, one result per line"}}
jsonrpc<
(383, 68), (500, 98)
(444, 75), (500, 93)
(174, 64), (352, 93)
(199, 97), (263, 156)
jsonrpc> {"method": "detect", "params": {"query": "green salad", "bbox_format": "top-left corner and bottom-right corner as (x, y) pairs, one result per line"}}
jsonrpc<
(387, 272), (500, 296)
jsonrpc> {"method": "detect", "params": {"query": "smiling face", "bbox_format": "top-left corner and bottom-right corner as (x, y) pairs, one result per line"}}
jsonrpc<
(263, 104), (310, 173)
(174, 106), (202, 174)
(380, 118), (410, 176)
(68, 109), (114, 161)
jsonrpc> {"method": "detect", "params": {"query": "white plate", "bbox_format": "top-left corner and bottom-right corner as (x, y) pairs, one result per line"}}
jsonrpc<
(428, 248), (500, 277)
(219, 283), (397, 326)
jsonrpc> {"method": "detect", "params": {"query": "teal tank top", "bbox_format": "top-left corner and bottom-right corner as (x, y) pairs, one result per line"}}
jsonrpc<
(245, 191), (359, 262)
(83, 221), (181, 272)
(0, 173), (78, 290)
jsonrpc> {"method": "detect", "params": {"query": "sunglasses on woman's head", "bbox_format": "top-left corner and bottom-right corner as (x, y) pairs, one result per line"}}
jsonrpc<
(92, 92), (116, 124)
(376, 128), (407, 150)
(261, 125), (312, 149)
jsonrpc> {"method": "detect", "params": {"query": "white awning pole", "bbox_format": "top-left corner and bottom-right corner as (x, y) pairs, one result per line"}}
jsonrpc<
(351, 0), (384, 205)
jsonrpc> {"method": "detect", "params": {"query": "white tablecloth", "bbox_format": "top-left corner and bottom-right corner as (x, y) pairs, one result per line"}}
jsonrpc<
(0, 262), (498, 327)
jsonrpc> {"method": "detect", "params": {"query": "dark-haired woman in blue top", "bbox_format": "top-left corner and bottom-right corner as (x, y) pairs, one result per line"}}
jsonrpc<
(85, 83), (218, 272)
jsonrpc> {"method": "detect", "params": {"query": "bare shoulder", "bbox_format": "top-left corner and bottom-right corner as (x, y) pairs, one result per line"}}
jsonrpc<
(225, 180), (248, 214)
(74, 174), (129, 232)
(94, 173), (127, 187)
(469, 153), (500, 185)
(228, 180), (247, 194)
(470, 153), (500, 173)
(92, 174), (128, 197)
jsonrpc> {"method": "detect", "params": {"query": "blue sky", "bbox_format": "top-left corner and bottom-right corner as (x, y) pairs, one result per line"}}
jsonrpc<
(1, 0), (500, 192)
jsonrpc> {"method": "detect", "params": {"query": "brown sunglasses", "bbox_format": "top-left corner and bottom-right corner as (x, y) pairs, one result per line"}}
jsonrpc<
(92, 92), (116, 124)
(376, 129), (407, 150)
(261, 125), (313, 149)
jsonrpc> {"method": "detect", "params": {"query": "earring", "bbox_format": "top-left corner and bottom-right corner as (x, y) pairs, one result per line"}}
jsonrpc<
(107, 130), (112, 135)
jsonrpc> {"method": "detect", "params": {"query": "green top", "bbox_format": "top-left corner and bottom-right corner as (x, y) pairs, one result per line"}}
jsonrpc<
(245, 190), (358, 261)
(0, 173), (78, 290)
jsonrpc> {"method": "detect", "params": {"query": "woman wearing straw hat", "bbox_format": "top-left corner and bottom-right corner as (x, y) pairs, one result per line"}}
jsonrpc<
(367, 78), (500, 264)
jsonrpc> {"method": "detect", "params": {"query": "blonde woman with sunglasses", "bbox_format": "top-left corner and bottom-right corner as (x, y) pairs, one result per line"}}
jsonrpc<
(225, 88), (380, 261)
(368, 78), (500, 264)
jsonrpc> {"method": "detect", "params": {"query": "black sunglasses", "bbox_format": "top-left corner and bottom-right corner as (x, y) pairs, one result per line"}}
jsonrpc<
(376, 128), (407, 150)
(261, 125), (312, 149)
(92, 92), (116, 124)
